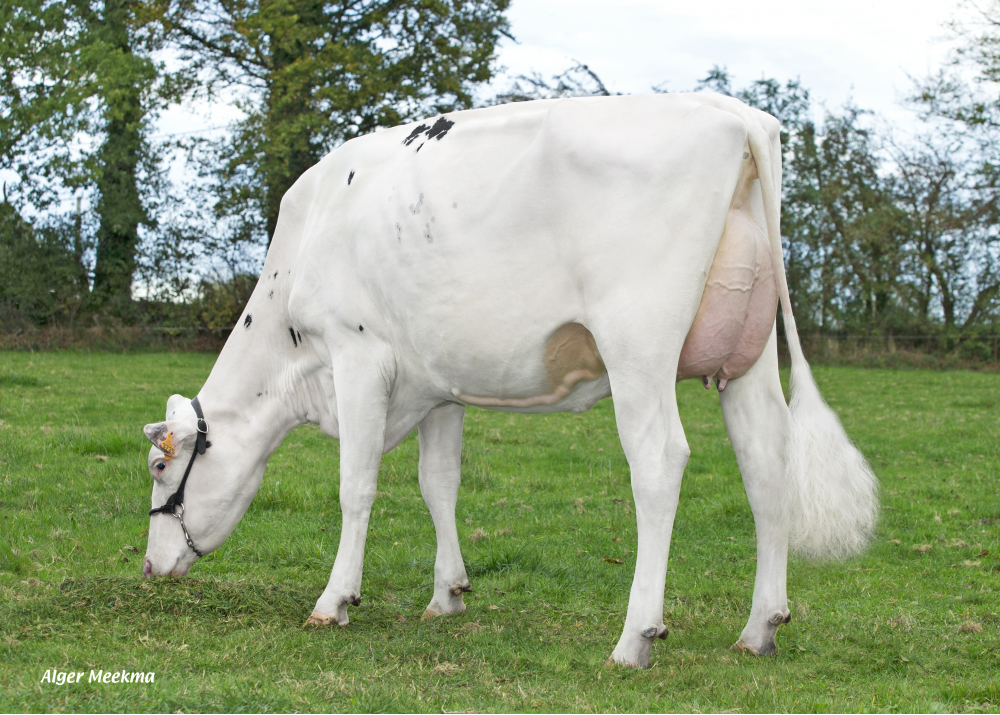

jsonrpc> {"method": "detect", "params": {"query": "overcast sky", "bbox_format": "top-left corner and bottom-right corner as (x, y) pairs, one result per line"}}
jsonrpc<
(157, 0), (965, 140)
(488, 0), (963, 129)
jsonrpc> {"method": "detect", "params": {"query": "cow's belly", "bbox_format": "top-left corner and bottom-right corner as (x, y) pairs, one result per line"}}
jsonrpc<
(676, 206), (776, 388)
(446, 322), (612, 414)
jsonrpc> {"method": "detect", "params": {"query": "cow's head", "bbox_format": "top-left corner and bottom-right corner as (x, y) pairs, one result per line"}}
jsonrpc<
(141, 394), (263, 577)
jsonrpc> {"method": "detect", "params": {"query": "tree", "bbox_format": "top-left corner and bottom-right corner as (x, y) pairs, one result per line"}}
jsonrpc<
(0, 0), (91, 211)
(162, 0), (512, 245)
(85, 0), (168, 312)
(782, 107), (910, 333)
(908, 2), (1000, 330)
(1, 0), (180, 316)
(889, 135), (1000, 331)
(0, 198), (89, 328)
(491, 61), (611, 103)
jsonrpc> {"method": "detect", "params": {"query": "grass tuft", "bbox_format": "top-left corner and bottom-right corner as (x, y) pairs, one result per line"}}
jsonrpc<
(0, 371), (42, 387)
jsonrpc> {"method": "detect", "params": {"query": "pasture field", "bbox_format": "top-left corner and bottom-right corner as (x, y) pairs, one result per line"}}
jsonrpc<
(0, 350), (998, 713)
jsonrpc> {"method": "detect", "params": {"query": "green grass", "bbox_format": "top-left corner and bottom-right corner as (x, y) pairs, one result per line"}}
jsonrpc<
(1, 351), (998, 712)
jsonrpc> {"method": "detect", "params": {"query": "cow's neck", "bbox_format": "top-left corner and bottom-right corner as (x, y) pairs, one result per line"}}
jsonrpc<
(197, 305), (327, 458)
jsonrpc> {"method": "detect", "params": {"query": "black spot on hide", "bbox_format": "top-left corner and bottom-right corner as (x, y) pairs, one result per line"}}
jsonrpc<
(297, 331), (302, 344)
(402, 124), (429, 146)
(395, 223), (402, 241)
(244, 314), (252, 330)
(358, 325), (364, 332)
(289, 328), (298, 347)
(268, 290), (273, 299)
(257, 392), (262, 397)
(401, 117), (455, 149)
(348, 169), (355, 185)
(426, 116), (455, 141)
(273, 271), (278, 279)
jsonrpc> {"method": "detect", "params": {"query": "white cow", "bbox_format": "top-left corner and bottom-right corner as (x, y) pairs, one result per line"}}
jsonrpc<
(141, 94), (877, 668)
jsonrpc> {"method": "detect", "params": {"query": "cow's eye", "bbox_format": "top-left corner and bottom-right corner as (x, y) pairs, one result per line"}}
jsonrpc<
(156, 462), (167, 472)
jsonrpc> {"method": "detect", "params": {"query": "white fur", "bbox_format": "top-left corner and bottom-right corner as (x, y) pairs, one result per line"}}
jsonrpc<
(744, 113), (879, 562)
(784, 351), (879, 560)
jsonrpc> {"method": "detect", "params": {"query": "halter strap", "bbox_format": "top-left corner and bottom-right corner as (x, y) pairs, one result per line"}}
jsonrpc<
(148, 396), (210, 558)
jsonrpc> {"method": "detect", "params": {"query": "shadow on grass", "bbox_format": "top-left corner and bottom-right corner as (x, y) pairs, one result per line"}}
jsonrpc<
(0, 371), (42, 387)
(466, 544), (542, 577)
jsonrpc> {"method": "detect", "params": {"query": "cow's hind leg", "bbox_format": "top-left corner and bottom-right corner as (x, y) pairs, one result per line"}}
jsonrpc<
(593, 316), (691, 668)
(417, 402), (472, 618)
(607, 377), (687, 667)
(719, 327), (791, 654)
(307, 351), (391, 627)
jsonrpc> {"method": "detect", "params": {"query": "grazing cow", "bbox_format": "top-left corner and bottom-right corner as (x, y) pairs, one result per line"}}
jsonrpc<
(141, 94), (878, 668)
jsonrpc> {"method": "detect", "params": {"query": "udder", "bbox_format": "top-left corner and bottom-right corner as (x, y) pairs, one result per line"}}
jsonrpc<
(676, 203), (776, 389)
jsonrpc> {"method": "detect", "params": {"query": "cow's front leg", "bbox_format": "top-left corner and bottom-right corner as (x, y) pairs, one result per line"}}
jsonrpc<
(608, 381), (688, 668)
(308, 352), (391, 627)
(720, 328), (791, 654)
(416, 402), (471, 618)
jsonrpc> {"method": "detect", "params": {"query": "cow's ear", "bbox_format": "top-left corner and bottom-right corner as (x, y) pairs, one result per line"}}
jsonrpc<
(165, 394), (189, 420)
(142, 420), (196, 459)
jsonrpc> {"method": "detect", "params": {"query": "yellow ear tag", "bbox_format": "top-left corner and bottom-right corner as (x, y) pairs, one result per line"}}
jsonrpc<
(158, 432), (176, 459)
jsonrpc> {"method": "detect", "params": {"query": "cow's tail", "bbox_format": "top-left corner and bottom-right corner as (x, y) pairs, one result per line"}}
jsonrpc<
(747, 119), (878, 561)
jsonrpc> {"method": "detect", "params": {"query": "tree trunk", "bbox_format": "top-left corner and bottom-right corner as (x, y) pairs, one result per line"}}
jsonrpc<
(263, 3), (323, 244)
(263, 94), (318, 243)
(91, 0), (146, 312)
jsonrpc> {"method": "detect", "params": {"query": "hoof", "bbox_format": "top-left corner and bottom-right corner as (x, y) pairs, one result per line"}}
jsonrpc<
(731, 638), (776, 656)
(605, 654), (646, 669)
(305, 611), (339, 626)
(608, 623), (665, 668)
(423, 582), (470, 619)
(731, 639), (758, 655)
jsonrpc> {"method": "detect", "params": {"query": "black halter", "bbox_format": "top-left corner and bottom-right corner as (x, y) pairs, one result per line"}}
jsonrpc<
(149, 396), (210, 558)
